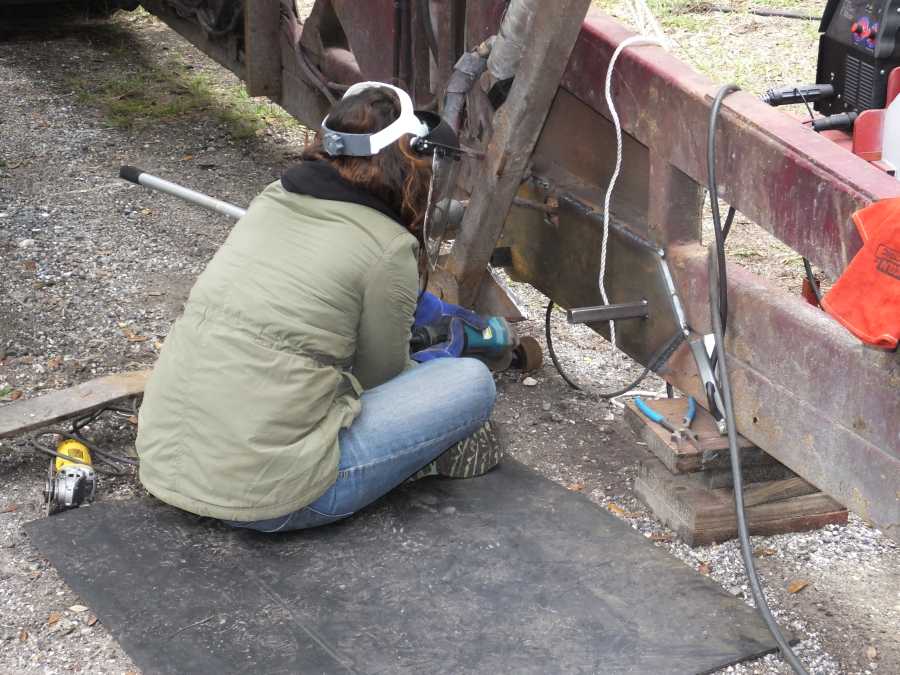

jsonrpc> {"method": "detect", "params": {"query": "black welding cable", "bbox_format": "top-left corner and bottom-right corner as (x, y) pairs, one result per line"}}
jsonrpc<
(23, 428), (129, 476)
(418, 0), (440, 62)
(708, 83), (809, 675)
(545, 301), (687, 399)
(708, 254), (809, 675)
(802, 257), (823, 305)
(708, 84), (740, 334)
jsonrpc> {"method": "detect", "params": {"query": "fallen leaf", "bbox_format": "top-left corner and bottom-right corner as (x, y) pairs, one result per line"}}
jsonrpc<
(1, 504), (17, 513)
(607, 503), (626, 516)
(865, 645), (878, 660)
(141, 208), (152, 216)
(786, 579), (810, 594)
(127, 415), (138, 425)
(566, 482), (585, 492)
(48, 611), (61, 625)
(69, 604), (89, 613)
(153, 339), (164, 351)
(47, 356), (63, 370)
(19, 629), (28, 641)
(754, 547), (777, 557)
(182, 154), (194, 161)
(650, 532), (672, 542)
(127, 335), (149, 342)
(698, 562), (712, 575)
(9, 389), (22, 400)
(22, 259), (37, 272)
(85, 614), (99, 627)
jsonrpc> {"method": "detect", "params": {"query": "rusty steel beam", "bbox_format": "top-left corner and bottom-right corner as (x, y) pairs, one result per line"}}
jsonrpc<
(140, 0), (245, 80)
(446, 0), (593, 305)
(557, 12), (900, 279)
(663, 245), (900, 541)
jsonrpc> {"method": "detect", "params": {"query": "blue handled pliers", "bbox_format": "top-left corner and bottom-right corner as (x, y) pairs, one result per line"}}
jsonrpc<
(635, 396), (702, 452)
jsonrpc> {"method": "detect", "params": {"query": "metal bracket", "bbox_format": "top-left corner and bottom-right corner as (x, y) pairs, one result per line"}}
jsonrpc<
(567, 300), (649, 324)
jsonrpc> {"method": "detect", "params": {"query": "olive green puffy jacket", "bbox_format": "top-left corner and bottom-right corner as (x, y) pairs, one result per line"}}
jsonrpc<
(136, 180), (419, 521)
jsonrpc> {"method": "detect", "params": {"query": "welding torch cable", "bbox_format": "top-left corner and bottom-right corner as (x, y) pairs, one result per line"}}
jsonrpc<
(599, 36), (666, 357)
(707, 83), (809, 675)
(544, 300), (689, 399)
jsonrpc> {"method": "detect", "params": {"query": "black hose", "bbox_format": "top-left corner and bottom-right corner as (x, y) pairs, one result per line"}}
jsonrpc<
(707, 84), (808, 675)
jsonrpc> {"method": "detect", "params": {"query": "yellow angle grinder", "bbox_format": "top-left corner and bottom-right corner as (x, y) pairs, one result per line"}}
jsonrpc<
(43, 439), (97, 513)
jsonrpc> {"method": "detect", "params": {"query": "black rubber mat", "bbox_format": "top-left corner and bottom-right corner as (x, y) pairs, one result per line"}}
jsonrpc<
(27, 460), (779, 675)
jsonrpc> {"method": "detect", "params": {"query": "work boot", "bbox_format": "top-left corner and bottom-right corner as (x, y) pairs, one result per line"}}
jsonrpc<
(411, 420), (503, 480)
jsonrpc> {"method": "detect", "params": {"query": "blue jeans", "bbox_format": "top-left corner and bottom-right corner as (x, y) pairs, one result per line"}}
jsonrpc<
(226, 358), (496, 533)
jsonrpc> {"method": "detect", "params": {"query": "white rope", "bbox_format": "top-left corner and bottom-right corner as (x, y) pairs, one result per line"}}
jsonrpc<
(626, 0), (670, 46)
(599, 35), (666, 358)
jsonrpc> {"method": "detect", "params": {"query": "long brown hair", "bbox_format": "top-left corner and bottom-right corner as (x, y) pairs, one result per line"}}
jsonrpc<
(301, 87), (433, 240)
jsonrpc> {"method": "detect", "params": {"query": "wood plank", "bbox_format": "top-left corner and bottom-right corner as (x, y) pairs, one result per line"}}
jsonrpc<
(445, 0), (593, 304)
(634, 457), (849, 547)
(0, 371), (150, 439)
(243, 0), (283, 98)
(624, 398), (763, 474)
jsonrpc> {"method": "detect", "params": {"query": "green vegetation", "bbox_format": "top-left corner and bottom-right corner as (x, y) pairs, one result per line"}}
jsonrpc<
(65, 19), (299, 140)
(591, 0), (821, 95)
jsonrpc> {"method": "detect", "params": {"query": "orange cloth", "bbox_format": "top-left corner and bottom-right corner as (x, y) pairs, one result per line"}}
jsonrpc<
(821, 197), (900, 350)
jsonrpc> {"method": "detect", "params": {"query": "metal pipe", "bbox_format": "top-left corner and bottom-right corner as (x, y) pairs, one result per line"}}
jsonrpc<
(566, 300), (649, 324)
(118, 166), (246, 220)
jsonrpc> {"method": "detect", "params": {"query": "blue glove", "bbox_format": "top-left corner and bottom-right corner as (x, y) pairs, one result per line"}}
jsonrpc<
(411, 318), (466, 362)
(413, 291), (487, 331)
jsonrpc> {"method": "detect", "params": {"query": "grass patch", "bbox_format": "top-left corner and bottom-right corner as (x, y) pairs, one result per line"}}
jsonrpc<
(592, 0), (821, 94)
(65, 23), (299, 140)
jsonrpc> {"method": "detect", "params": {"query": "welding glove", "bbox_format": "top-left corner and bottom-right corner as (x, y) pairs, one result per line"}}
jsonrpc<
(411, 317), (467, 362)
(413, 291), (488, 331)
(821, 197), (900, 350)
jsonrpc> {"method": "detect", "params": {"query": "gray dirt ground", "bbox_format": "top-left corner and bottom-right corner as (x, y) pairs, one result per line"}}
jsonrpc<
(1, 9), (898, 675)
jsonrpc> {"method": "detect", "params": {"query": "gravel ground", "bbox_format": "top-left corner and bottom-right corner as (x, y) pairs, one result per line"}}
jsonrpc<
(1, 9), (899, 675)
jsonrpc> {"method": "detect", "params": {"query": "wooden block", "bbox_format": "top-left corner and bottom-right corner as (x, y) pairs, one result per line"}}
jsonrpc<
(0, 370), (150, 439)
(624, 398), (769, 474)
(634, 457), (849, 547)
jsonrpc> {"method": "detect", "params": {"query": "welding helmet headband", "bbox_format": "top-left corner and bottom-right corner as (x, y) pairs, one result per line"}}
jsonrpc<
(321, 82), (429, 157)
(321, 82), (459, 158)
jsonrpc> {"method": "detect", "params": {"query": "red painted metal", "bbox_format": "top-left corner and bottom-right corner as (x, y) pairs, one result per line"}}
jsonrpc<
(557, 11), (900, 279)
(852, 109), (886, 161)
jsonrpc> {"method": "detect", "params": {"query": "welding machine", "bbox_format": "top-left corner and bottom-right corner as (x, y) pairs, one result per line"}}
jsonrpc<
(815, 0), (900, 115)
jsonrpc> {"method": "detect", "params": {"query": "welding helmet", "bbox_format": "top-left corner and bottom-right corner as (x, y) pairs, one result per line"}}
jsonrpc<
(321, 82), (464, 270)
(321, 81), (458, 158)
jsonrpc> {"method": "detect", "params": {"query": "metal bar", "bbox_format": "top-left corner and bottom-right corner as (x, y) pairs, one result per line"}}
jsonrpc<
(567, 301), (649, 324)
(118, 167), (246, 220)
(446, 0), (593, 304)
